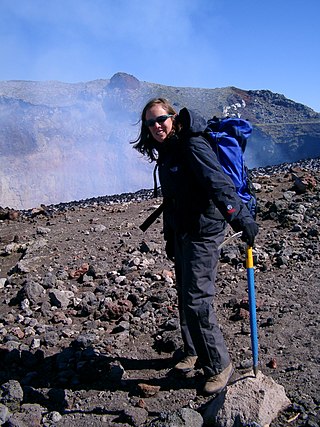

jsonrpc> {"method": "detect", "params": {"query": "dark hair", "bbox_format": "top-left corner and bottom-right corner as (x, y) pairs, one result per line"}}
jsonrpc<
(131, 98), (178, 162)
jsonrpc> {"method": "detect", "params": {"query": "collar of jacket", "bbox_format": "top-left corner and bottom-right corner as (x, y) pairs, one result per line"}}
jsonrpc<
(155, 134), (180, 155)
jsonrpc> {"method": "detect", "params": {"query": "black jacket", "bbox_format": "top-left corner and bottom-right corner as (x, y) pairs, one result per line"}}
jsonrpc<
(157, 108), (255, 240)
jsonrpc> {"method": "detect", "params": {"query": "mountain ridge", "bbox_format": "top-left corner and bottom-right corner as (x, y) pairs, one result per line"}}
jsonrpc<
(1, 72), (320, 209)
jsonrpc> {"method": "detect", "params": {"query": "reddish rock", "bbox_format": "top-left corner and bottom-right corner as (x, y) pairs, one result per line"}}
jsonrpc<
(137, 383), (160, 398)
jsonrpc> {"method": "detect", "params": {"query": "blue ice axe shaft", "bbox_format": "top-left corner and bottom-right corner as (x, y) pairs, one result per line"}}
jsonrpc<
(246, 246), (259, 376)
(218, 234), (259, 375)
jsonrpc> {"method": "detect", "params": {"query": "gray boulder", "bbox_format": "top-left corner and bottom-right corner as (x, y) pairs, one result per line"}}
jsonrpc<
(0, 381), (23, 412)
(203, 371), (291, 427)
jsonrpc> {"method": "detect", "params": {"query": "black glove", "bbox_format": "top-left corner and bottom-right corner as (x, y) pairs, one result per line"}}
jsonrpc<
(241, 221), (259, 247)
(165, 239), (175, 262)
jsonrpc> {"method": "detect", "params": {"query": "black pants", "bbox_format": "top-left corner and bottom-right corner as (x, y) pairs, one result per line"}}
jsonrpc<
(174, 221), (230, 377)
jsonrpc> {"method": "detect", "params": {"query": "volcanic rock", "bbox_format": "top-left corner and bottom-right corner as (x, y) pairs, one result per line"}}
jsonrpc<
(0, 158), (319, 426)
(202, 371), (291, 426)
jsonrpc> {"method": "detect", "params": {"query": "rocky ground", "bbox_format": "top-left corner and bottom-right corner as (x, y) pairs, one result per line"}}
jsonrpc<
(0, 158), (319, 427)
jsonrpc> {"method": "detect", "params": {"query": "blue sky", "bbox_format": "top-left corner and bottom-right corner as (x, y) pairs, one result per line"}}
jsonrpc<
(1, 0), (319, 112)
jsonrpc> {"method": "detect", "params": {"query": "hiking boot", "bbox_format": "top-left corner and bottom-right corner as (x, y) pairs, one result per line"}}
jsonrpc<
(203, 363), (233, 395)
(174, 355), (198, 373)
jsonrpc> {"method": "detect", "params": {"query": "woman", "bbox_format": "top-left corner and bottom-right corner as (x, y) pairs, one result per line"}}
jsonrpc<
(132, 98), (258, 394)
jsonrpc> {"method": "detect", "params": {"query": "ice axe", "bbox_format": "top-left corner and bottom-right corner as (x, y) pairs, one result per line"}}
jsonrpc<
(219, 232), (259, 376)
(246, 245), (259, 376)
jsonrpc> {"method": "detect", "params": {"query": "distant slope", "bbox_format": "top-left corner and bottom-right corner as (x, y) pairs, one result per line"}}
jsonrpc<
(0, 72), (319, 209)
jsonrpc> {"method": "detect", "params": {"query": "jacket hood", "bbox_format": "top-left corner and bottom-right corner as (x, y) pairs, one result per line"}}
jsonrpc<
(178, 107), (207, 134)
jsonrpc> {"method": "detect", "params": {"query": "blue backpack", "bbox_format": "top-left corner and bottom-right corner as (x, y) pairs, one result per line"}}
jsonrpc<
(140, 115), (257, 232)
(204, 116), (257, 219)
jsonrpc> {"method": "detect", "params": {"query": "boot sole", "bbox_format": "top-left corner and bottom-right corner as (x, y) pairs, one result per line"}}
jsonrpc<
(174, 367), (194, 373)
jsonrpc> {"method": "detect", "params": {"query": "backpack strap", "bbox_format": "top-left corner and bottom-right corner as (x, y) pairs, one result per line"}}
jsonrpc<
(139, 202), (164, 232)
(153, 163), (159, 198)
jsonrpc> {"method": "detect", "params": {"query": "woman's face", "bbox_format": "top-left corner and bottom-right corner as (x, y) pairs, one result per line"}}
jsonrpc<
(145, 104), (174, 143)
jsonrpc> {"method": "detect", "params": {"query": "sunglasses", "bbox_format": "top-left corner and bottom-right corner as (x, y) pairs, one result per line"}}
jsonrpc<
(145, 114), (174, 127)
